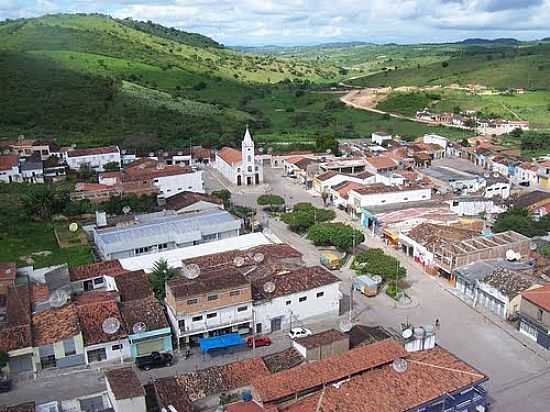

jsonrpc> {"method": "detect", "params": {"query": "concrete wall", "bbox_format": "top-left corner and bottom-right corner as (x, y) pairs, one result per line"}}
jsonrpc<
(66, 152), (121, 172)
(0, 166), (21, 183)
(84, 338), (131, 364)
(155, 170), (204, 198)
(349, 187), (431, 210)
(106, 380), (146, 412)
(521, 298), (550, 328)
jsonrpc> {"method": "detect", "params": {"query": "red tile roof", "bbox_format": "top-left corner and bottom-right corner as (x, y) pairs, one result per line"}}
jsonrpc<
(224, 401), (269, 412)
(75, 292), (126, 345)
(252, 338), (407, 403)
(217, 147), (242, 165)
(0, 285), (32, 352)
(66, 146), (119, 158)
(123, 164), (195, 181)
(350, 183), (426, 196)
(164, 191), (223, 211)
(168, 267), (249, 300)
(121, 297), (168, 333)
(74, 183), (115, 192)
(32, 304), (81, 346)
(522, 284), (550, 311)
(0, 262), (16, 282)
(69, 260), (127, 282)
(30, 282), (49, 304)
(0, 155), (18, 171)
(105, 367), (144, 400)
(366, 156), (398, 170)
(316, 171), (338, 182)
(151, 376), (193, 412)
(334, 181), (364, 199)
(284, 345), (487, 412)
(294, 329), (348, 350)
(113, 270), (154, 302)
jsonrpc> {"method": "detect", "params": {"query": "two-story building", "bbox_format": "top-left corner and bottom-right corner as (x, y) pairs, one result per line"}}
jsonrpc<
(64, 146), (121, 172)
(519, 284), (550, 350)
(165, 267), (253, 347)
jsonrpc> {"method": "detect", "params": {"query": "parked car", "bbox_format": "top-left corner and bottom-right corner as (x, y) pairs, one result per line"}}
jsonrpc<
(246, 335), (272, 348)
(0, 377), (12, 393)
(288, 327), (312, 340)
(135, 352), (173, 371)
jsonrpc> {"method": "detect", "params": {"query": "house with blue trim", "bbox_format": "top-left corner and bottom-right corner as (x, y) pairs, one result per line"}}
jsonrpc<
(519, 284), (550, 350)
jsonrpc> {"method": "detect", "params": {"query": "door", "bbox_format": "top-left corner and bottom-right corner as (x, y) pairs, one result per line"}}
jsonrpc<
(136, 338), (164, 356)
(256, 323), (262, 334)
(270, 317), (282, 332)
(237, 175), (242, 186)
(83, 280), (93, 291)
(247, 176), (252, 185)
(255, 174), (260, 184)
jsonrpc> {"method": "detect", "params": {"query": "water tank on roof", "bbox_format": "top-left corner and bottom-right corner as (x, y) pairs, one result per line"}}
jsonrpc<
(241, 390), (253, 401)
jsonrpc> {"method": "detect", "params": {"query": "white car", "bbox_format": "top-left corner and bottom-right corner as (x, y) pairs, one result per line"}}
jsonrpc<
(288, 327), (312, 340)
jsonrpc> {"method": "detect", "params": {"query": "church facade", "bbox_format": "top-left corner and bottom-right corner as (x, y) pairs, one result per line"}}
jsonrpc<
(214, 127), (264, 186)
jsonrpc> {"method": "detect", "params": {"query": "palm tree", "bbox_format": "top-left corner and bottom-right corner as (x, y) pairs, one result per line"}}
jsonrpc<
(149, 258), (179, 300)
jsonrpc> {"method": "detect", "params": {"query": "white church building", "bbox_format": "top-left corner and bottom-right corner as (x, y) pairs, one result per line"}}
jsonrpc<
(214, 127), (264, 186)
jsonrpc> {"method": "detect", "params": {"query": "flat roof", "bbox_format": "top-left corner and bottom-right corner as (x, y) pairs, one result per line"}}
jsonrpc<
(119, 232), (281, 272)
(421, 166), (479, 182)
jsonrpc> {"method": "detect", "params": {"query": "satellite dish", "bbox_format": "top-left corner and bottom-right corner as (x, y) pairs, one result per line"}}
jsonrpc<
(102, 317), (121, 335)
(392, 358), (408, 374)
(371, 275), (383, 284)
(506, 250), (516, 261)
(530, 243), (538, 251)
(122, 206), (132, 215)
(263, 281), (276, 294)
(183, 263), (200, 280)
(253, 253), (265, 263)
(132, 322), (147, 334)
(402, 328), (413, 339)
(48, 289), (69, 308)
(233, 256), (245, 268)
(68, 222), (79, 233)
(339, 319), (353, 333)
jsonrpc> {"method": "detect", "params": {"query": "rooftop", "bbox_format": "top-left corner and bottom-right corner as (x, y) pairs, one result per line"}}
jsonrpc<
(164, 191), (223, 211)
(113, 270), (154, 302)
(121, 297), (169, 334)
(0, 262), (16, 282)
(69, 260), (127, 282)
(262, 348), (305, 373)
(348, 325), (393, 349)
(252, 266), (340, 300)
(151, 376), (193, 412)
(67, 146), (119, 158)
(75, 292), (127, 345)
(218, 147), (242, 165)
(0, 402), (36, 412)
(405, 223), (479, 251)
(32, 304), (80, 346)
(252, 338), (407, 403)
(123, 164), (196, 181)
(512, 190), (550, 209)
(351, 183), (426, 196)
(168, 267), (249, 299)
(105, 367), (144, 400)
(333, 181), (365, 199)
(455, 259), (533, 283)
(316, 171), (338, 182)
(0, 285), (32, 352)
(365, 156), (398, 170)
(294, 329), (348, 349)
(522, 284), (550, 311)
(0, 155), (18, 171)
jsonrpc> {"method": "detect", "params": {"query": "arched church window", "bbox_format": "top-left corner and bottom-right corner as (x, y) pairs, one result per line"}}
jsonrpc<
(237, 168), (241, 172)
(247, 155), (252, 162)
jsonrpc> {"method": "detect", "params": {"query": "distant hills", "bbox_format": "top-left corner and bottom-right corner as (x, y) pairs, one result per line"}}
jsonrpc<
(457, 38), (521, 46)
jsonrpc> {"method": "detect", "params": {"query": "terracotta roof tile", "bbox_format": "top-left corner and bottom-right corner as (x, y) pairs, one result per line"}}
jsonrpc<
(74, 183), (115, 192)
(406, 223), (478, 251)
(123, 164), (195, 181)
(252, 266), (340, 301)
(105, 367), (144, 400)
(252, 338), (407, 403)
(121, 297), (168, 333)
(30, 282), (49, 304)
(151, 376), (193, 412)
(316, 171), (338, 182)
(0, 262), (16, 282)
(366, 156), (398, 170)
(0, 285), (32, 352)
(217, 147), (242, 165)
(262, 348), (305, 373)
(351, 183), (426, 196)
(168, 268), (249, 300)
(67, 146), (119, 158)
(164, 191), (223, 211)
(294, 329), (348, 349)
(334, 181), (364, 199)
(0, 402), (36, 412)
(69, 260), (127, 282)
(75, 292), (126, 345)
(113, 270), (154, 302)
(0, 155), (18, 171)
(32, 304), (80, 346)
(522, 284), (550, 311)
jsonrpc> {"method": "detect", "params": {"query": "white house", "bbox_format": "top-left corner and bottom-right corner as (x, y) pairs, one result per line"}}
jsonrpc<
(423, 134), (448, 151)
(65, 146), (121, 172)
(514, 162), (538, 187)
(484, 177), (511, 199)
(252, 267), (341, 335)
(371, 132), (393, 146)
(0, 155), (21, 183)
(348, 184), (432, 217)
(20, 153), (44, 183)
(214, 127), (264, 186)
(447, 197), (506, 216)
(313, 171), (372, 194)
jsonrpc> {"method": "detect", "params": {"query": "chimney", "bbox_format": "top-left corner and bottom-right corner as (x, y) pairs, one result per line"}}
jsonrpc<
(96, 211), (107, 228)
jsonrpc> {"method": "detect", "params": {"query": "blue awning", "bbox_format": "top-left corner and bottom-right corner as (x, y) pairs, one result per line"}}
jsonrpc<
(199, 333), (245, 353)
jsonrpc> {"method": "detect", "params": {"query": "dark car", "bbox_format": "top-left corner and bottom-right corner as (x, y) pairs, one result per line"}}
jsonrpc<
(135, 352), (173, 371)
(246, 335), (272, 348)
(0, 377), (12, 393)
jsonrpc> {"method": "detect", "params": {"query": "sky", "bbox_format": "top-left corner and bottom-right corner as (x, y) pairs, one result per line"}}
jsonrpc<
(1, 0), (550, 46)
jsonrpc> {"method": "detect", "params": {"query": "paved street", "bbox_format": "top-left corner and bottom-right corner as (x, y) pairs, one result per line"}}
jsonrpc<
(3, 164), (550, 410)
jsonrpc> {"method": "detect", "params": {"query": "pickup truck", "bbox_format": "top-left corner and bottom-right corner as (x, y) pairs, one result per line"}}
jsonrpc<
(135, 352), (173, 371)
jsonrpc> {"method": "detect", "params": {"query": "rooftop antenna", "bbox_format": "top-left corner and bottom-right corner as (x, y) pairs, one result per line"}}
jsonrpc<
(392, 358), (408, 373)
(182, 263), (200, 280)
(339, 319), (352, 333)
(132, 322), (147, 334)
(48, 289), (69, 308)
(233, 256), (245, 268)
(263, 281), (276, 294)
(253, 253), (265, 263)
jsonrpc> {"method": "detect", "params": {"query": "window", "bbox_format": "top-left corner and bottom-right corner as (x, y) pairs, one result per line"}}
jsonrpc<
(93, 277), (104, 285)
(112, 344), (122, 351)
(403, 197), (408, 201)
(286, 300), (291, 305)
(237, 306), (248, 312)
(208, 294), (218, 301)
(87, 348), (107, 363)
(207, 312), (217, 319)
(187, 298), (198, 305)
(248, 166), (253, 172)
(299, 296), (307, 302)
(538, 309), (543, 321)
(192, 315), (203, 322)
(230, 290), (240, 296)
(63, 338), (76, 357)
(178, 319), (186, 330)
(40, 355), (57, 369)
(158, 243), (168, 250)
(316, 291), (324, 298)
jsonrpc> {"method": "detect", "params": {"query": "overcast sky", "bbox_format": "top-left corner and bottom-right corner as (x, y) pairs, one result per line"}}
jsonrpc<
(2, 0), (550, 46)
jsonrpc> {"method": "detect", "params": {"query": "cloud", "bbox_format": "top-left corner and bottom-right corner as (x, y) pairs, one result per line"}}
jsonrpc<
(1, 0), (550, 45)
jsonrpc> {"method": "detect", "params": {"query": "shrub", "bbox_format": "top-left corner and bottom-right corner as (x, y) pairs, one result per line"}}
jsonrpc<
(353, 248), (406, 280)
(307, 223), (364, 251)
(281, 204), (335, 233)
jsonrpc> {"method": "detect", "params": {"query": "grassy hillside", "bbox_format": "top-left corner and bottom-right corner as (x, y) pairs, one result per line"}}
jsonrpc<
(348, 43), (550, 90)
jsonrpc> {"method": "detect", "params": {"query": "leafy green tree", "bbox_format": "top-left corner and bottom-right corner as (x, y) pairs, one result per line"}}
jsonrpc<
(353, 248), (406, 280)
(493, 208), (547, 238)
(281, 203), (335, 233)
(149, 258), (179, 300)
(257, 194), (285, 211)
(103, 161), (120, 171)
(212, 190), (231, 208)
(307, 223), (364, 251)
(21, 184), (68, 220)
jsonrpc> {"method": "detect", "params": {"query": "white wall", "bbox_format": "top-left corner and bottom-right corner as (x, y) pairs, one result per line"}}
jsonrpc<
(65, 151), (121, 172)
(84, 338), (131, 364)
(253, 283), (341, 334)
(399, 233), (435, 265)
(155, 170), (204, 198)
(485, 182), (510, 199)
(0, 166), (21, 183)
(372, 133), (392, 145)
(448, 199), (497, 216)
(423, 134), (448, 149)
(348, 187), (432, 210)
(215, 155), (238, 184)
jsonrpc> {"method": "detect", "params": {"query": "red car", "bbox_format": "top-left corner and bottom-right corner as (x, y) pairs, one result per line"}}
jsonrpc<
(246, 335), (272, 348)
